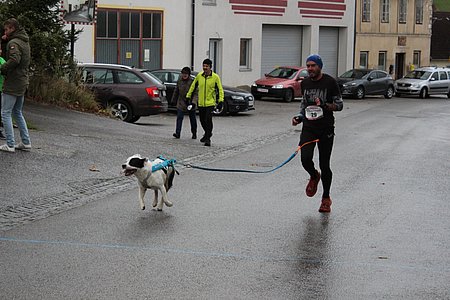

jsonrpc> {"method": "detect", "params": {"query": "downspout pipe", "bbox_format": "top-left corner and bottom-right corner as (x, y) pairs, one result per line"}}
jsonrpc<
(191, 0), (195, 71)
(352, 0), (356, 69)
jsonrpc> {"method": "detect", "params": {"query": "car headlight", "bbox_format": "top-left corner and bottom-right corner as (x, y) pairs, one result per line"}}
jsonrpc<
(231, 95), (245, 101)
(272, 84), (284, 89)
(412, 83), (420, 88)
(251, 83), (257, 87)
(343, 82), (356, 87)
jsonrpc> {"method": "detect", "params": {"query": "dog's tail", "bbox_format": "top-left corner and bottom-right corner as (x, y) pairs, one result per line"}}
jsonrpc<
(165, 165), (178, 191)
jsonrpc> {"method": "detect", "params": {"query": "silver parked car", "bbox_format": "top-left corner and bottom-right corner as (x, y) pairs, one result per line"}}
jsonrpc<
(394, 67), (450, 98)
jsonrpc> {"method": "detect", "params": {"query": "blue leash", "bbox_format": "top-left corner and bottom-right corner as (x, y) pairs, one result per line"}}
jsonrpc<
(182, 139), (319, 174)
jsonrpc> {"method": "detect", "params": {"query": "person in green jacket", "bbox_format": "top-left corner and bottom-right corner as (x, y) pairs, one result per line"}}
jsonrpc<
(186, 58), (224, 147)
(0, 18), (31, 153)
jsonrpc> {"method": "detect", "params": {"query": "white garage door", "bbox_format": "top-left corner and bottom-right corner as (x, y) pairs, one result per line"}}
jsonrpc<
(261, 25), (302, 76)
(319, 27), (339, 77)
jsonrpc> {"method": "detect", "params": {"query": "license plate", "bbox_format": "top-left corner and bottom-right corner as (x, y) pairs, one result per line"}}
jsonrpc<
(257, 88), (268, 93)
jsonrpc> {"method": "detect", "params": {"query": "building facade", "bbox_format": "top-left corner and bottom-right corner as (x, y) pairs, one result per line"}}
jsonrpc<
(355, 0), (432, 80)
(64, 0), (355, 87)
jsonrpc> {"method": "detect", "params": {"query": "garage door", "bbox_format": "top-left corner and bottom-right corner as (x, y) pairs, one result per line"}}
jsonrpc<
(261, 25), (302, 76)
(319, 27), (339, 77)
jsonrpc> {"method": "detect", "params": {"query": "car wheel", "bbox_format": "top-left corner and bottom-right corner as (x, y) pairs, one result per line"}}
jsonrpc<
(284, 89), (294, 102)
(110, 99), (133, 122)
(128, 116), (141, 123)
(384, 86), (394, 99)
(212, 101), (228, 116)
(419, 87), (428, 99)
(355, 86), (365, 99)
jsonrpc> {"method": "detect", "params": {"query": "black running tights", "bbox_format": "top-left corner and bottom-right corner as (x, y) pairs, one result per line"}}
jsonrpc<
(299, 126), (335, 198)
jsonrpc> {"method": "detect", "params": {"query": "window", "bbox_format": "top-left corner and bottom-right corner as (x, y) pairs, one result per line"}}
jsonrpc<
(299, 69), (309, 78)
(375, 71), (387, 79)
(439, 71), (448, 80)
(378, 51), (387, 71)
(151, 71), (168, 83)
(97, 11), (117, 38)
(84, 68), (113, 84)
(415, 0), (423, 24)
(359, 52), (369, 69)
(399, 0), (407, 23)
(143, 13), (162, 39)
(413, 51), (421, 67)
(171, 72), (181, 83)
(431, 72), (438, 81)
(362, 0), (371, 22)
(380, 0), (389, 23)
(120, 12), (140, 38)
(239, 38), (252, 70)
(117, 70), (144, 84)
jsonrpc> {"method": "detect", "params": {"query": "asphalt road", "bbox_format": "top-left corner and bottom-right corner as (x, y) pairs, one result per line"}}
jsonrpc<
(1, 96), (449, 299)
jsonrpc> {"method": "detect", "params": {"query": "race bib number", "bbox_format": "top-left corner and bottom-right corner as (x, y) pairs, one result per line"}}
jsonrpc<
(305, 105), (324, 120)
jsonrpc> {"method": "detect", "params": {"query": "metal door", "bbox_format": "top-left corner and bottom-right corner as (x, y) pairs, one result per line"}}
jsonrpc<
(261, 25), (302, 77)
(209, 39), (222, 76)
(319, 27), (339, 77)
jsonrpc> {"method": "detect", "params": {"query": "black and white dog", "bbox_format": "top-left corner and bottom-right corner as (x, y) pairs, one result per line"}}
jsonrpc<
(122, 154), (178, 211)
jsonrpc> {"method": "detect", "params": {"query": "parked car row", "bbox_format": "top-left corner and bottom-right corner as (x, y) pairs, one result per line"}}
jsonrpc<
(150, 69), (255, 116)
(77, 63), (255, 123)
(77, 63), (450, 123)
(250, 65), (450, 101)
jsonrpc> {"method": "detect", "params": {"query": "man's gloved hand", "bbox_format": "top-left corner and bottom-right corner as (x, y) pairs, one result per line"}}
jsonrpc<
(292, 115), (303, 126)
(187, 102), (195, 111)
(314, 97), (324, 106)
(324, 103), (337, 111)
(216, 102), (223, 111)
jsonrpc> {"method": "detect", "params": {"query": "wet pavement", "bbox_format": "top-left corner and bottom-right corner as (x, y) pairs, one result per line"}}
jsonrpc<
(1, 97), (449, 299)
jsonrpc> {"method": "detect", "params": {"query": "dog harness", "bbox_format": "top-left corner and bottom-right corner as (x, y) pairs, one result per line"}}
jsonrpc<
(151, 156), (177, 172)
(142, 156), (177, 185)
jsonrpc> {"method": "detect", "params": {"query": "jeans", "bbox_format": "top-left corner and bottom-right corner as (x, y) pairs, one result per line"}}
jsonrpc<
(175, 108), (197, 136)
(1, 93), (31, 147)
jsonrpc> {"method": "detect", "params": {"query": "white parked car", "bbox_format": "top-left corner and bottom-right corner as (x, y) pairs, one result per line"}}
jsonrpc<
(394, 67), (450, 98)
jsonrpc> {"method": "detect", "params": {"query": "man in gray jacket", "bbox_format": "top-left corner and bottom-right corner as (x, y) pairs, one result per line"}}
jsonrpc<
(0, 18), (31, 153)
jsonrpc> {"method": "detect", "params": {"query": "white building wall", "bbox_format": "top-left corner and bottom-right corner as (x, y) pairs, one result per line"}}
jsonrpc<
(69, 0), (355, 87)
(194, 1), (355, 86)
(68, 0), (191, 68)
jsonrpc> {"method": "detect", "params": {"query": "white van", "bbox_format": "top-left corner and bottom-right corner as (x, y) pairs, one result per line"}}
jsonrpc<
(394, 67), (450, 98)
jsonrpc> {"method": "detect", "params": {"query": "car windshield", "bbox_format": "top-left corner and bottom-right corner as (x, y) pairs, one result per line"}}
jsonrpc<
(267, 67), (297, 79)
(404, 70), (432, 80)
(339, 69), (370, 79)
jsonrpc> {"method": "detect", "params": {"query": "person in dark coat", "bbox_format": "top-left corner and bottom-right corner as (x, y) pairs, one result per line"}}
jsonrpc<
(0, 18), (31, 152)
(172, 66), (198, 139)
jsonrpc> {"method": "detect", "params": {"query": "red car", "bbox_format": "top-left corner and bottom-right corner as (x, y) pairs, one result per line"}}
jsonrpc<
(251, 66), (308, 102)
